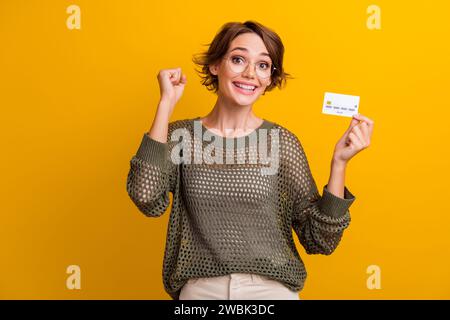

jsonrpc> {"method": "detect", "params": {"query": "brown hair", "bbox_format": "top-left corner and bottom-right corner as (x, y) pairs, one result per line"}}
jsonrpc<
(192, 21), (293, 95)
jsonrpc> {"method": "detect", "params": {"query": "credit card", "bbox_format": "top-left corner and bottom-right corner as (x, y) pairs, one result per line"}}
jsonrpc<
(322, 92), (359, 117)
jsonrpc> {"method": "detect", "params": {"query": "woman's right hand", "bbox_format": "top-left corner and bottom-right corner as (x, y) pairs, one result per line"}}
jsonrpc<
(157, 67), (187, 116)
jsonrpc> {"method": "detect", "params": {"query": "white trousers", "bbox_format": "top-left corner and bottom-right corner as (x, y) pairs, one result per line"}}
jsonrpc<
(179, 273), (300, 300)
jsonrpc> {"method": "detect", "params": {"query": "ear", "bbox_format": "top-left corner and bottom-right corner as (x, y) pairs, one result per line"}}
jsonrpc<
(209, 63), (218, 76)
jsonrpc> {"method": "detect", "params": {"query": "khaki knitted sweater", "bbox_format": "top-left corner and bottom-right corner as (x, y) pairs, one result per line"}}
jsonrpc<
(126, 117), (356, 300)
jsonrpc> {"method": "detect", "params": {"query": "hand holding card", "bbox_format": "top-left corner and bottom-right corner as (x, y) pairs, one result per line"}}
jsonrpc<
(332, 113), (375, 164)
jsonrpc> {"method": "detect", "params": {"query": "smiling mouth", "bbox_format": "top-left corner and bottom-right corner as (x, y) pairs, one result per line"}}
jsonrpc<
(232, 81), (257, 92)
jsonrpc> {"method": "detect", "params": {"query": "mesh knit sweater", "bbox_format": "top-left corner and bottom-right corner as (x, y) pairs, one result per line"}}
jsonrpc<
(126, 117), (356, 300)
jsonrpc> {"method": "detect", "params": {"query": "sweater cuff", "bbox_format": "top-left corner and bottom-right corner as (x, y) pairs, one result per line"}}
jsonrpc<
(319, 184), (356, 218)
(135, 133), (169, 167)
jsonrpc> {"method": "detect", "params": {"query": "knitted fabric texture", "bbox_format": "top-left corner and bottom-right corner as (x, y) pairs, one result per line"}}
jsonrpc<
(126, 117), (356, 300)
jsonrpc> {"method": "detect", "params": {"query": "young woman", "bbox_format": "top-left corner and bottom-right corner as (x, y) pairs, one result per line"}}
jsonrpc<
(126, 21), (374, 300)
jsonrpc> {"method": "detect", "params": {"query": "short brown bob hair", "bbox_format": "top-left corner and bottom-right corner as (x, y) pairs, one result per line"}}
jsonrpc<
(192, 21), (293, 94)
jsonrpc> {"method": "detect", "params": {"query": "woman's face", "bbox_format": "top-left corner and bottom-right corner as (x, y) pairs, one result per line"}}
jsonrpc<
(210, 32), (273, 106)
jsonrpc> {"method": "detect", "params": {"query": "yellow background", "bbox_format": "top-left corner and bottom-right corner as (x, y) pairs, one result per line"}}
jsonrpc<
(1, 0), (449, 299)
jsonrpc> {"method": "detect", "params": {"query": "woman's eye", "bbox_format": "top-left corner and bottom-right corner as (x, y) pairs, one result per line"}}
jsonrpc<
(231, 56), (244, 64)
(259, 63), (269, 69)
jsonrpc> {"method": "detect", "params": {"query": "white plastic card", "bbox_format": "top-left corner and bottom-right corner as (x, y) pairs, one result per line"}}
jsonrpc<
(322, 92), (359, 117)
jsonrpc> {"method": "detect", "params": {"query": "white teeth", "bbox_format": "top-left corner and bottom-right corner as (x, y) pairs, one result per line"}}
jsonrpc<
(234, 82), (256, 91)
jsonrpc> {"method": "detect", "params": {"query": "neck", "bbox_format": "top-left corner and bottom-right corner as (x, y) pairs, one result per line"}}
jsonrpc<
(201, 94), (262, 136)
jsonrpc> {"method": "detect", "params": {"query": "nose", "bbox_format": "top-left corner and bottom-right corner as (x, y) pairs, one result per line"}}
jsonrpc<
(242, 63), (256, 79)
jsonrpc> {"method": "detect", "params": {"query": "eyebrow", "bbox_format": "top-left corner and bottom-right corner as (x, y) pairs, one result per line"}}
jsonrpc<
(229, 47), (271, 58)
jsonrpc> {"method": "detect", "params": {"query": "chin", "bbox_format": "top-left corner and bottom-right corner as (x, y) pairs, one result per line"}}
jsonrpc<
(232, 95), (259, 106)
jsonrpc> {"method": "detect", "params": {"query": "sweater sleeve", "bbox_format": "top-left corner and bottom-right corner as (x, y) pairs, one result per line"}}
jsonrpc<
(126, 122), (179, 217)
(282, 130), (356, 255)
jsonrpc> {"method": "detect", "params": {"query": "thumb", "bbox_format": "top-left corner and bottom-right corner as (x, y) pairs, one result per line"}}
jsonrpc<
(345, 114), (360, 133)
(179, 74), (187, 85)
